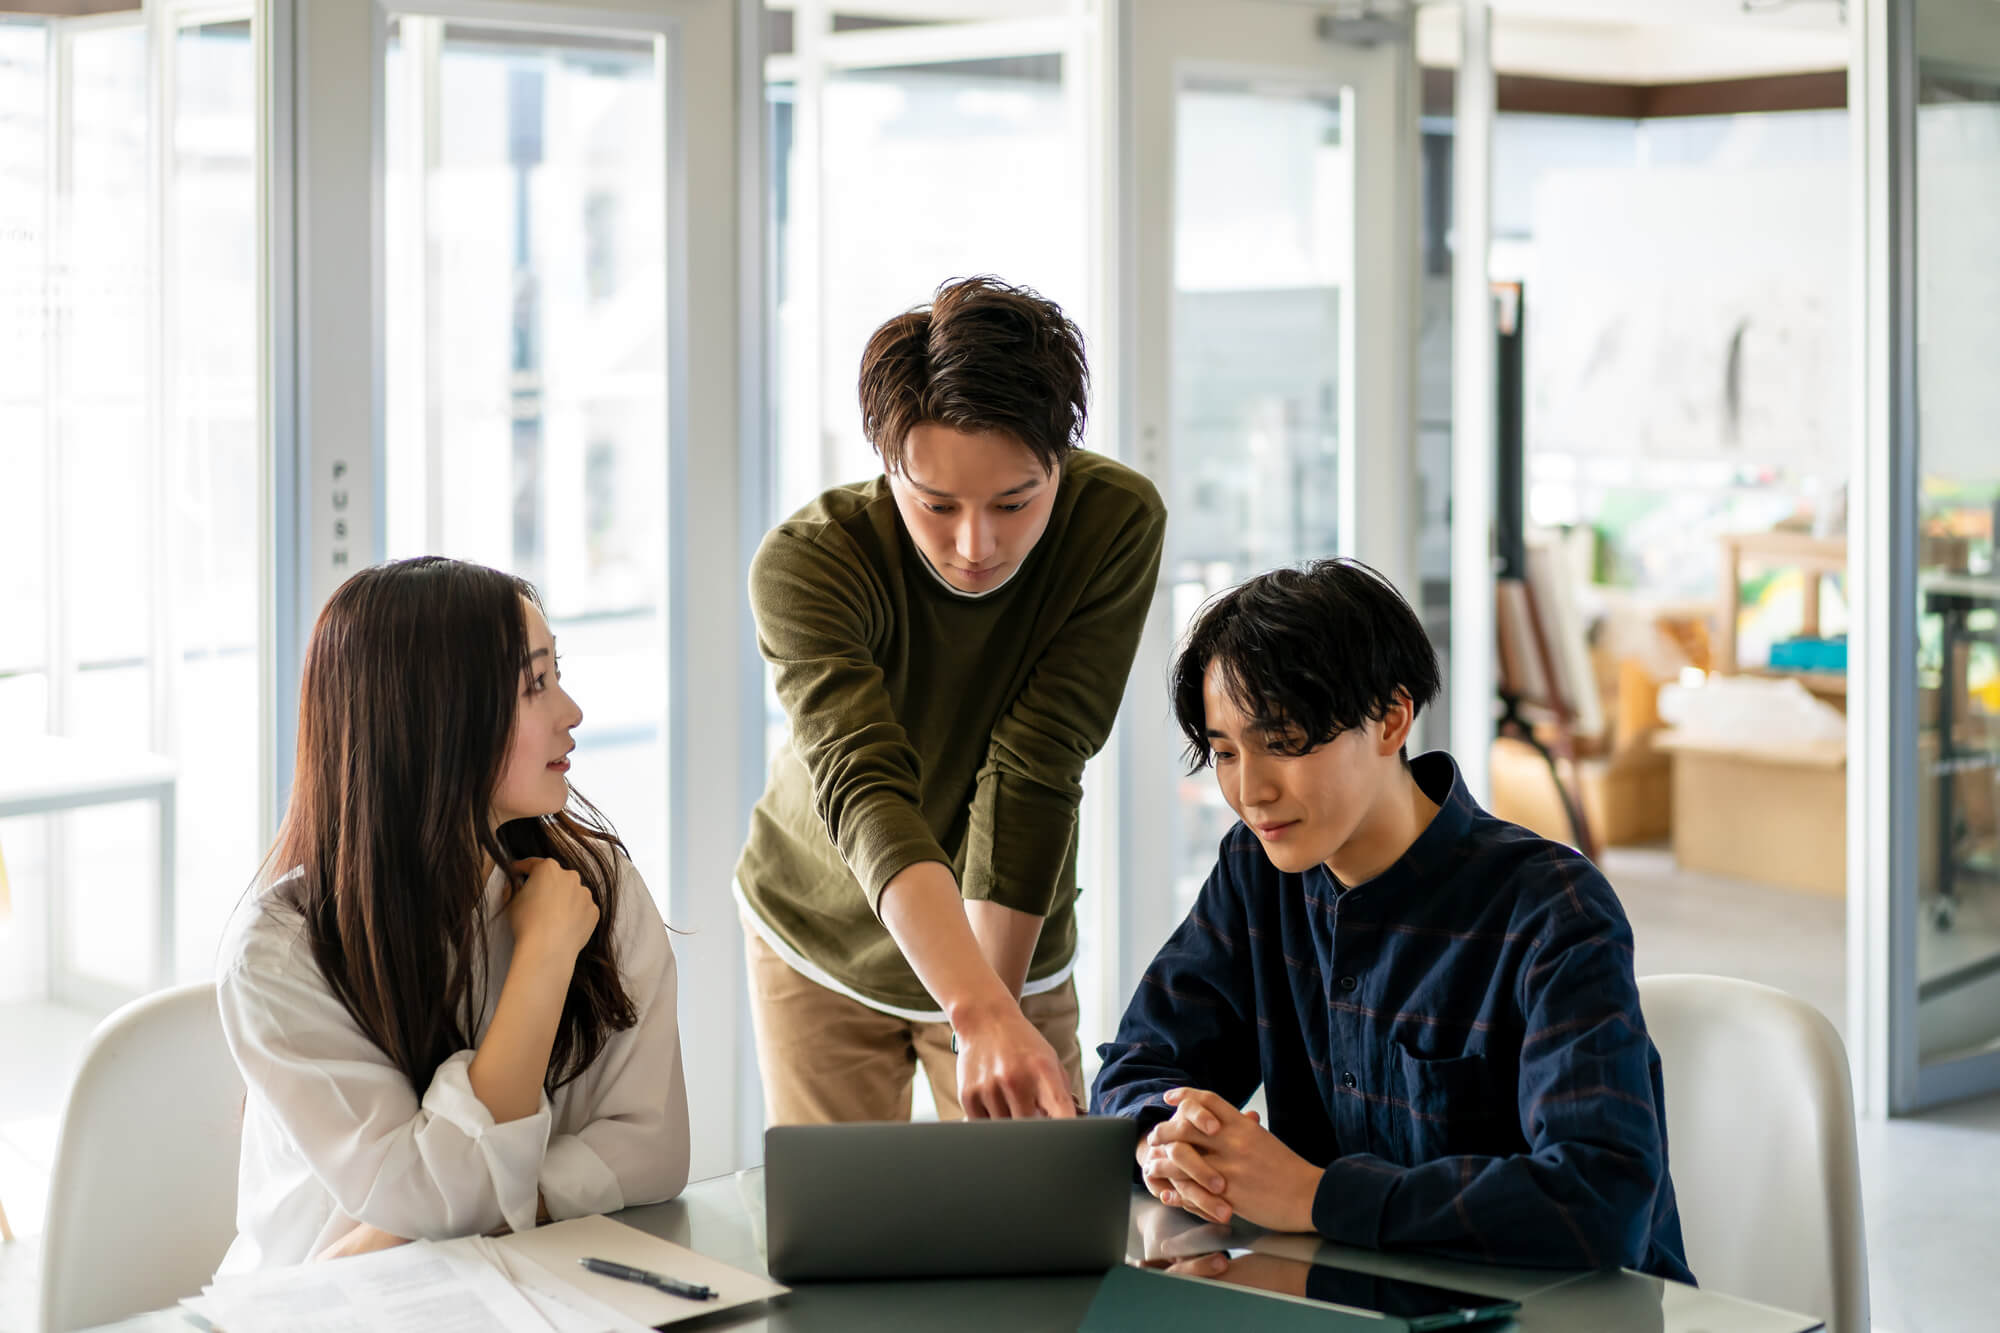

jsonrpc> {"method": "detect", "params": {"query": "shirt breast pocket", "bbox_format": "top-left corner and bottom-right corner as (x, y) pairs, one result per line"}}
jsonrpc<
(1388, 1040), (1503, 1164)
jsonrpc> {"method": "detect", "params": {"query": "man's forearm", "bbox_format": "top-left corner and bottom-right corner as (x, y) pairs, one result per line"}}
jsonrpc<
(965, 898), (1044, 999)
(878, 861), (1017, 1031)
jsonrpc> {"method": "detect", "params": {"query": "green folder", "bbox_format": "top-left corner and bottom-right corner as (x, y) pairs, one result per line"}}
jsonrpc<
(1081, 1264), (1410, 1332)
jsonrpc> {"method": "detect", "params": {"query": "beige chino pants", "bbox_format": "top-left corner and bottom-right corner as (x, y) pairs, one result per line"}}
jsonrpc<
(743, 916), (1085, 1126)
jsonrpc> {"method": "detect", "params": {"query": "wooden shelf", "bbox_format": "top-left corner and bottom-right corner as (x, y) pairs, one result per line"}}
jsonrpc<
(1737, 665), (1849, 698)
(1717, 531), (1847, 676)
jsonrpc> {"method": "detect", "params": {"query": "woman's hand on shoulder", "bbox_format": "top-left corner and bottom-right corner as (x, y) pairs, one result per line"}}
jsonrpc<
(508, 857), (599, 968)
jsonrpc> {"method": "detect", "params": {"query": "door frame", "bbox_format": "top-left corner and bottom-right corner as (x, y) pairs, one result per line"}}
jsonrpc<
(1113, 0), (1420, 1001)
(270, 0), (755, 1174)
(1850, 0), (2000, 1115)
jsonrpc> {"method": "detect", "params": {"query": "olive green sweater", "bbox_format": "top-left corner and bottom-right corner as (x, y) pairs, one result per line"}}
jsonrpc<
(735, 451), (1166, 1013)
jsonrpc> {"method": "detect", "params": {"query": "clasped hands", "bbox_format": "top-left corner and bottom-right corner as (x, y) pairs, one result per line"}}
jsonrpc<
(1137, 1087), (1321, 1234)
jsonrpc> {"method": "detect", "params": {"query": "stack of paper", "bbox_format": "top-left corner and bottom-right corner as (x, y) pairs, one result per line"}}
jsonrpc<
(185, 1216), (787, 1333)
(184, 1241), (561, 1333)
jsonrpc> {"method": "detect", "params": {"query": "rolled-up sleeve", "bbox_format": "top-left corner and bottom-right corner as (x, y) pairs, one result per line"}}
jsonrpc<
(538, 862), (691, 1219)
(961, 499), (1164, 917)
(218, 956), (551, 1242)
(751, 528), (952, 914)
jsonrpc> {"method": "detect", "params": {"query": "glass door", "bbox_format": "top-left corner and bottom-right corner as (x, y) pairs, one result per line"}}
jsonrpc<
(382, 17), (675, 923)
(288, 0), (752, 1173)
(1163, 75), (1352, 913)
(1854, 0), (2000, 1112)
(763, 2), (1120, 1069)
(767, 4), (1093, 521)
(1117, 0), (1419, 993)
(1909, 8), (2000, 1097)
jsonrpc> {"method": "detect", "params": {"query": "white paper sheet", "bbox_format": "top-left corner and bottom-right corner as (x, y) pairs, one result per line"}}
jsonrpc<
(497, 1214), (789, 1328)
(457, 1235), (654, 1333)
(184, 1214), (784, 1333)
(185, 1239), (555, 1333)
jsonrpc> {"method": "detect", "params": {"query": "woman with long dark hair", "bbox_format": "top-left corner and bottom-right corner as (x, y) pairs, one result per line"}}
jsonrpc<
(215, 557), (688, 1270)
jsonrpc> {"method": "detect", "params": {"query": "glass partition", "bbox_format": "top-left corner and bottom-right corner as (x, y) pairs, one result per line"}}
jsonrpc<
(385, 19), (672, 897)
(764, 25), (1102, 1065)
(1911, 29), (2000, 1070)
(1166, 78), (1351, 914)
(777, 51), (1083, 517)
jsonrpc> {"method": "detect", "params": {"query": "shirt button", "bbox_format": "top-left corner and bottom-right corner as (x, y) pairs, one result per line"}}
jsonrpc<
(1338, 976), (1358, 992)
(1342, 1071), (1357, 1088)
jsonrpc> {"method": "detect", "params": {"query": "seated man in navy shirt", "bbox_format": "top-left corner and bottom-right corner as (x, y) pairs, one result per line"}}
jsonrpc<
(1092, 558), (1692, 1281)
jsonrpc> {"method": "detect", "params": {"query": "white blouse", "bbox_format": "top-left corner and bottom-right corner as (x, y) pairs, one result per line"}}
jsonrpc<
(215, 856), (690, 1272)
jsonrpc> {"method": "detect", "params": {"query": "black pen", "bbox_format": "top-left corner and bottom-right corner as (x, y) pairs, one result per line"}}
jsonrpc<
(577, 1256), (717, 1301)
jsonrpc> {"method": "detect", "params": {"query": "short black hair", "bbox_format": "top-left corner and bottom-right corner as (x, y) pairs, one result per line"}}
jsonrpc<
(1171, 558), (1442, 771)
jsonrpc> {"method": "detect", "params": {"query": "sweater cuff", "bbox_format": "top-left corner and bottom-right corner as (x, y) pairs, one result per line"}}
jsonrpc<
(539, 1133), (624, 1220)
(420, 1050), (552, 1239)
(1311, 1155), (1403, 1248)
(961, 771), (1077, 916)
(842, 797), (954, 918)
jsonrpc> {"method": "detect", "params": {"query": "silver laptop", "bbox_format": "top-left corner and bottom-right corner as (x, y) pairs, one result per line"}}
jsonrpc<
(764, 1117), (1139, 1282)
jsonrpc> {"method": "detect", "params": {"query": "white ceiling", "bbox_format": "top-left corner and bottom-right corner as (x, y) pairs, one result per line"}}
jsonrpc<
(1481, 0), (1843, 32)
(770, 1), (1856, 84)
(1419, 1), (1850, 83)
(762, 1), (1069, 18)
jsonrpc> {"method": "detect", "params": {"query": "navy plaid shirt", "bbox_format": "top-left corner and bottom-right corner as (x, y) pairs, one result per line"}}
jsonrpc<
(1092, 752), (1692, 1282)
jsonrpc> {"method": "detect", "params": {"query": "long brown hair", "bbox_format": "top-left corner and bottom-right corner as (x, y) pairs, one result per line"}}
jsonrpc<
(271, 557), (636, 1094)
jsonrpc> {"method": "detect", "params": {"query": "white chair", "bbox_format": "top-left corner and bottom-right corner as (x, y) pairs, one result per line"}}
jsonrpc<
(39, 982), (244, 1333)
(1639, 973), (1868, 1333)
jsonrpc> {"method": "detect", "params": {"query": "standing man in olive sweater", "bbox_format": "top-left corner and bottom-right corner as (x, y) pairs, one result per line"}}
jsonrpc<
(736, 276), (1166, 1124)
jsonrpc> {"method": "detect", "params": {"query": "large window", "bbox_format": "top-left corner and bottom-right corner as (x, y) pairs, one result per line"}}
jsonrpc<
(385, 19), (672, 900)
(0, 11), (261, 1007)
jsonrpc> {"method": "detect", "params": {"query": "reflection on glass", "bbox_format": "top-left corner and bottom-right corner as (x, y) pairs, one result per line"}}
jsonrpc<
(1913, 44), (2000, 1064)
(386, 22), (671, 895)
(1168, 82), (1350, 911)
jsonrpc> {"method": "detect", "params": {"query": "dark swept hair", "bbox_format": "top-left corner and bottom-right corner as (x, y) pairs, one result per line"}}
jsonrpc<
(1171, 558), (1442, 771)
(270, 556), (636, 1096)
(856, 274), (1088, 475)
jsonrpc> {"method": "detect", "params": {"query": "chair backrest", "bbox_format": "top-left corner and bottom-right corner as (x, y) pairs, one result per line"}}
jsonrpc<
(39, 982), (244, 1333)
(1639, 973), (1868, 1333)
